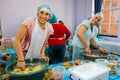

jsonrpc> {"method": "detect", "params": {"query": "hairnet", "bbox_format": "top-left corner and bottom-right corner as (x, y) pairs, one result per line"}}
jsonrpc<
(90, 12), (104, 24)
(49, 13), (57, 23)
(37, 4), (53, 17)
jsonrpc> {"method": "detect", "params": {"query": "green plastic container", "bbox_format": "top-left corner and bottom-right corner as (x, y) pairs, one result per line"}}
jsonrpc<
(5, 58), (49, 80)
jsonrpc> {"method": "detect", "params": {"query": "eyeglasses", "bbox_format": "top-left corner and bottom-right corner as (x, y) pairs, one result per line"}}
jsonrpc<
(95, 16), (101, 22)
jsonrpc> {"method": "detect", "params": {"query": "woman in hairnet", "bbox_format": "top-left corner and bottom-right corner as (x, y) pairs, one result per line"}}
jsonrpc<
(72, 12), (106, 60)
(15, 4), (54, 69)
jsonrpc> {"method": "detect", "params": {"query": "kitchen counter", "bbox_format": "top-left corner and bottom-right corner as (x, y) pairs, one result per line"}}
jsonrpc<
(1, 57), (120, 80)
(97, 41), (120, 55)
(43, 56), (120, 80)
(1, 48), (120, 80)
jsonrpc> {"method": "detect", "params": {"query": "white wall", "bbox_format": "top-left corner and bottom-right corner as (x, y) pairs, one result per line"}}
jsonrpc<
(0, 0), (92, 38)
(76, 0), (92, 24)
(0, 0), (24, 38)
(0, 7), (1, 36)
(72, 0), (92, 35)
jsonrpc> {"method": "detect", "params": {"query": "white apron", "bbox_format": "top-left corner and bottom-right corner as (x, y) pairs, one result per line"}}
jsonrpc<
(25, 18), (52, 59)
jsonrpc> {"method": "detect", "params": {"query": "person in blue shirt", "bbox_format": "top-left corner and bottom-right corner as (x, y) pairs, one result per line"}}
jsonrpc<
(72, 12), (106, 60)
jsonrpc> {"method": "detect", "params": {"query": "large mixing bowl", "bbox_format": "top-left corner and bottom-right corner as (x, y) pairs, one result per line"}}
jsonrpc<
(5, 58), (49, 80)
(82, 50), (108, 61)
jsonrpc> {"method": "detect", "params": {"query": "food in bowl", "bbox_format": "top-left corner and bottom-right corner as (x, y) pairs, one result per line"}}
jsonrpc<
(82, 50), (108, 61)
(11, 65), (43, 74)
(5, 58), (48, 80)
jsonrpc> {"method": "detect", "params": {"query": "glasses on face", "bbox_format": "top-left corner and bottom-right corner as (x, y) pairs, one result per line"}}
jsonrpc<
(95, 16), (101, 22)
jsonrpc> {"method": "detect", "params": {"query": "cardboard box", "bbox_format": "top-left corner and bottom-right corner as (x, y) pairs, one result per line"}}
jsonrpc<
(69, 62), (110, 80)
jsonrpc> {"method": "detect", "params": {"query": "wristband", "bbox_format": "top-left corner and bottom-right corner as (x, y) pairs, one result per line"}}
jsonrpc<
(40, 54), (45, 57)
(17, 60), (24, 62)
(96, 46), (100, 49)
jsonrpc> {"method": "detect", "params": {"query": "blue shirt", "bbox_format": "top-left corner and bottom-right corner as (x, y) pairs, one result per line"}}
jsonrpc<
(72, 19), (93, 48)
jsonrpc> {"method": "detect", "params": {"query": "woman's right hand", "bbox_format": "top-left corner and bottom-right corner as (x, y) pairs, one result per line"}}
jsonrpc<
(85, 48), (91, 55)
(17, 61), (26, 70)
(41, 55), (49, 62)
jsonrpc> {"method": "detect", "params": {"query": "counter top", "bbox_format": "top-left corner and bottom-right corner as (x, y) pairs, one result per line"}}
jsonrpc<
(42, 56), (120, 80)
(97, 41), (120, 55)
(1, 48), (120, 80)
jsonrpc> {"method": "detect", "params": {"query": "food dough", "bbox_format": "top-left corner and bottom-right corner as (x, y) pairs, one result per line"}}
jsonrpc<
(11, 65), (42, 74)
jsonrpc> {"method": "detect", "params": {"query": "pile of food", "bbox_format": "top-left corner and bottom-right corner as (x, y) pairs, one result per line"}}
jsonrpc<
(86, 52), (106, 57)
(11, 65), (43, 74)
(43, 68), (54, 79)
(63, 62), (74, 68)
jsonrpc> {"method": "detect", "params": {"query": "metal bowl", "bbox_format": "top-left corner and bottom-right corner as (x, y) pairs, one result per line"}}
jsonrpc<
(5, 58), (49, 80)
(82, 50), (108, 61)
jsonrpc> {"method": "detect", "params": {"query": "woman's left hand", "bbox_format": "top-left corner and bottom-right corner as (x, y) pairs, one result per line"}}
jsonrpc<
(98, 47), (106, 53)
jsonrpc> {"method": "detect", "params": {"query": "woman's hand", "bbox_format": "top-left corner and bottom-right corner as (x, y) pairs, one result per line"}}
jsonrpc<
(17, 60), (26, 70)
(40, 55), (49, 62)
(85, 47), (91, 55)
(98, 47), (106, 53)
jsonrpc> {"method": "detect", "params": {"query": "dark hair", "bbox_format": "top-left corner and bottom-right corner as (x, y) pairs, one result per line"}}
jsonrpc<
(58, 20), (64, 24)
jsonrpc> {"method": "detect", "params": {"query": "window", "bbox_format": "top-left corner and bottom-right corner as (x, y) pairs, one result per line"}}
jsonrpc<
(100, 0), (120, 37)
